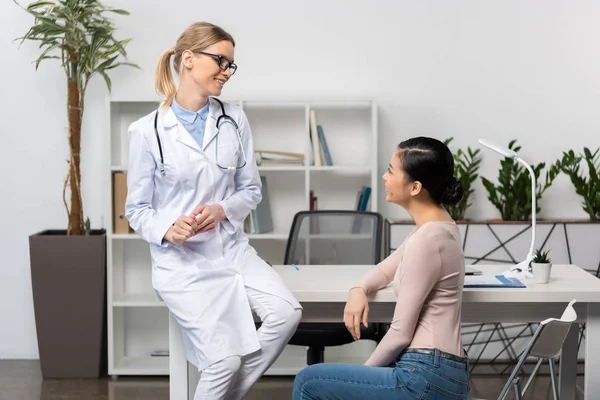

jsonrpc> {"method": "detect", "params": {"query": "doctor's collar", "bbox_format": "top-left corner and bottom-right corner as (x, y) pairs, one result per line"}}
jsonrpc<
(171, 95), (210, 123)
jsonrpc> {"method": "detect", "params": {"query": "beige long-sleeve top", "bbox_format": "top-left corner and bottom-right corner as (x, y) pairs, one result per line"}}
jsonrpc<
(354, 221), (465, 367)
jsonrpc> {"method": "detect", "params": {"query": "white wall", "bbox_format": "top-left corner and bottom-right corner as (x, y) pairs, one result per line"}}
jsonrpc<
(2, 0), (600, 359)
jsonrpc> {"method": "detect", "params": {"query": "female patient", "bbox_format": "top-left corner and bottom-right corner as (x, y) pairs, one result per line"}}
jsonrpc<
(293, 137), (469, 399)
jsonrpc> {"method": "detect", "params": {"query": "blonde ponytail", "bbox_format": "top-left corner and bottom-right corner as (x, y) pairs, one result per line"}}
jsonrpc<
(155, 47), (177, 108)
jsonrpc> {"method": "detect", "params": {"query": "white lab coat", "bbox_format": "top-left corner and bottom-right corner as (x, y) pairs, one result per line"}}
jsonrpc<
(125, 97), (301, 371)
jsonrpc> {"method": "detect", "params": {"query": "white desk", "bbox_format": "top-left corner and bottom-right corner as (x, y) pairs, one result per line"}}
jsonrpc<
(169, 264), (600, 400)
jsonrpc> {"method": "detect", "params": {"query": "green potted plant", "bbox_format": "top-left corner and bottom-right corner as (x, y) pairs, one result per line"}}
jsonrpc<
(481, 140), (561, 221)
(531, 248), (552, 284)
(558, 147), (600, 221)
(14, 0), (138, 378)
(443, 137), (483, 221)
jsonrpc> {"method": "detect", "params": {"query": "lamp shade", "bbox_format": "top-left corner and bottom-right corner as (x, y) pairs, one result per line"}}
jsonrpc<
(478, 139), (518, 158)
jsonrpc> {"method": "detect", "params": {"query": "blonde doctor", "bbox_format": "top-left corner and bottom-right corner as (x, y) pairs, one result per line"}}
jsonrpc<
(125, 21), (302, 400)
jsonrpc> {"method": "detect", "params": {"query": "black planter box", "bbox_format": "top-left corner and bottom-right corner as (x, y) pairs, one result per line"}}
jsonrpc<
(29, 229), (107, 379)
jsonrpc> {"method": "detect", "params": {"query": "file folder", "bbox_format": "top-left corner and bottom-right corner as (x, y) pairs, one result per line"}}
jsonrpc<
(464, 275), (526, 288)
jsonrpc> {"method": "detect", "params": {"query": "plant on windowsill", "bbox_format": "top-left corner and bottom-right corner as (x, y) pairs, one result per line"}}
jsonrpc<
(558, 147), (600, 221)
(443, 137), (483, 221)
(14, 0), (138, 379)
(480, 140), (561, 222)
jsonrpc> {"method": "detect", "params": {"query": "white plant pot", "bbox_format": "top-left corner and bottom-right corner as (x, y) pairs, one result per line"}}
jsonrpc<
(531, 262), (552, 284)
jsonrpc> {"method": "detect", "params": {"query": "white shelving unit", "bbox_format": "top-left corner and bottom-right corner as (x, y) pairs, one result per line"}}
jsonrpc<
(106, 100), (378, 376)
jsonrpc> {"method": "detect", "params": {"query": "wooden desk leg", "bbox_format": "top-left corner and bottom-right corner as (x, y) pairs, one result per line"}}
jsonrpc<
(169, 312), (189, 400)
(585, 304), (600, 400)
(559, 323), (578, 400)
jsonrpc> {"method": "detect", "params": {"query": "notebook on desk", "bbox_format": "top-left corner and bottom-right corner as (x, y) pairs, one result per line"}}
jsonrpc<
(464, 274), (526, 288)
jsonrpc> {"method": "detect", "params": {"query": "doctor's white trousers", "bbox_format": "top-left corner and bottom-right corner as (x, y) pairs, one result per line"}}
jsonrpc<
(194, 285), (302, 400)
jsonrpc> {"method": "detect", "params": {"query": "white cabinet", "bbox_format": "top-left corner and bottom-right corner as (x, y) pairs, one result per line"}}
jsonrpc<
(106, 100), (378, 375)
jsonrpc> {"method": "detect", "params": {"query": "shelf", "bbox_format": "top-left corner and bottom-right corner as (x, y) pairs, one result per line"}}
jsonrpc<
(107, 98), (378, 378)
(112, 233), (142, 240)
(257, 165), (306, 172)
(114, 165), (308, 172)
(113, 293), (165, 307)
(306, 233), (373, 239)
(309, 101), (372, 110)
(113, 356), (168, 375)
(246, 232), (289, 240)
(309, 166), (371, 175)
(242, 101), (306, 110)
(113, 164), (371, 174)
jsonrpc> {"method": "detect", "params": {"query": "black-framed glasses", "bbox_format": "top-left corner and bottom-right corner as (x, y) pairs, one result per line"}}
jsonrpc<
(194, 51), (237, 75)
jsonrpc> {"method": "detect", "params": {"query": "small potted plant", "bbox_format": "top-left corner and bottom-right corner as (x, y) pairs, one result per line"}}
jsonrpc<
(531, 248), (552, 284)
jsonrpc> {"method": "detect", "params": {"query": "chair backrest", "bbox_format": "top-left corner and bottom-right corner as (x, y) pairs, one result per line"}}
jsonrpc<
(528, 299), (577, 359)
(283, 210), (383, 265)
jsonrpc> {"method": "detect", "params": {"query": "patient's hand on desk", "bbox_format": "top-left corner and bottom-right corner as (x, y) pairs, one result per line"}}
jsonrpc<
(344, 287), (369, 341)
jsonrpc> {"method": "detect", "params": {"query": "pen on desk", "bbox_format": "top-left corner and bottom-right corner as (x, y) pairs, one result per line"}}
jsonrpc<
(292, 264), (299, 271)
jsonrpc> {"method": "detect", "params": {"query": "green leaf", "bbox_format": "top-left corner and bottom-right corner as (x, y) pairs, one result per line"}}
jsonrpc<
(99, 70), (111, 92)
(104, 7), (130, 15)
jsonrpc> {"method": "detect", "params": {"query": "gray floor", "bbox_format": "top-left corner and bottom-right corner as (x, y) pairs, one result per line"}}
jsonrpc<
(0, 360), (584, 400)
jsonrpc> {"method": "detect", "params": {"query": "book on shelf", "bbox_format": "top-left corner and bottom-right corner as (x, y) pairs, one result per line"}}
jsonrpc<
(317, 125), (333, 166)
(255, 150), (304, 166)
(355, 186), (371, 211)
(309, 111), (334, 166)
(112, 172), (134, 234)
(351, 186), (371, 233)
(244, 175), (273, 234)
(309, 110), (321, 166)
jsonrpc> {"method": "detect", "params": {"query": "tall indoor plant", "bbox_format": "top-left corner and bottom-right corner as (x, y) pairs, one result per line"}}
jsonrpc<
(14, 0), (138, 378)
(15, 0), (138, 234)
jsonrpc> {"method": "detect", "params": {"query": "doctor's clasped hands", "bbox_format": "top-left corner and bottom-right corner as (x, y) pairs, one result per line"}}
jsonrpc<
(192, 203), (225, 234)
(164, 203), (225, 245)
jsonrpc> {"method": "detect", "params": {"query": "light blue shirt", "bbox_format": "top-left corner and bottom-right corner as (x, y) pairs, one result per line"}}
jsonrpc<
(171, 96), (210, 148)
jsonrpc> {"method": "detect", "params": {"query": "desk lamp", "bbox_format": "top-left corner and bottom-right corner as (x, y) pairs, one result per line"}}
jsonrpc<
(479, 139), (535, 279)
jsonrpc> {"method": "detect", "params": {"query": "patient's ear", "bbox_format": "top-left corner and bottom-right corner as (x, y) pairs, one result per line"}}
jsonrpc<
(410, 181), (422, 197)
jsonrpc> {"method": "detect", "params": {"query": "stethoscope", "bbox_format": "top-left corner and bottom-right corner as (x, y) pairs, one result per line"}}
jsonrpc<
(153, 97), (247, 176)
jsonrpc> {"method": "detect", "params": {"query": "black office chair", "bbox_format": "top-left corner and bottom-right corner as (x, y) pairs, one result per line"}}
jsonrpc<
(284, 210), (388, 365)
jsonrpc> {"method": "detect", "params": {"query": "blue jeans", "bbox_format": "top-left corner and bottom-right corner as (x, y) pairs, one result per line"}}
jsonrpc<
(293, 348), (470, 400)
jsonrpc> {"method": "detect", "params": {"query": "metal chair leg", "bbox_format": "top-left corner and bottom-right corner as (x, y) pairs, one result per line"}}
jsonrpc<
(513, 377), (522, 400)
(521, 358), (544, 396)
(548, 358), (559, 400)
(498, 351), (528, 400)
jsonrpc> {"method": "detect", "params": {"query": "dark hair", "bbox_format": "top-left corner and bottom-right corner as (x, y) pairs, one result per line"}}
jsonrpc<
(397, 137), (464, 206)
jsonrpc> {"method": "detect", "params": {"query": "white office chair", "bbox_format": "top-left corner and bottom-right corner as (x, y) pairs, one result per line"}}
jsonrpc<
(470, 299), (578, 400)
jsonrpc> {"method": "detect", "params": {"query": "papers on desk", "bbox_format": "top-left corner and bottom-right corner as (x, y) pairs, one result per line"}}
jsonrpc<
(464, 274), (526, 288)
